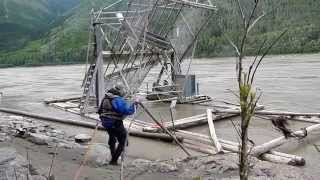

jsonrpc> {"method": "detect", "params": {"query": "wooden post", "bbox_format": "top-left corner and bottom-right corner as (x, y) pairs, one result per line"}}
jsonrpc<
(138, 102), (191, 157)
(251, 123), (320, 156)
(207, 109), (222, 152)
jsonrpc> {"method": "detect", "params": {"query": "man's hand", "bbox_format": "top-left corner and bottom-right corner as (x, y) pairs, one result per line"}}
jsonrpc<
(133, 96), (141, 105)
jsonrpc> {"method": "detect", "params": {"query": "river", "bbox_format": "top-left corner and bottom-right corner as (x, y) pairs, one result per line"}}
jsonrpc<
(1, 53), (320, 177)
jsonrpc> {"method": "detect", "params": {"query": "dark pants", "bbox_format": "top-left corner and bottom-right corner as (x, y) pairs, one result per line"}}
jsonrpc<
(106, 121), (127, 163)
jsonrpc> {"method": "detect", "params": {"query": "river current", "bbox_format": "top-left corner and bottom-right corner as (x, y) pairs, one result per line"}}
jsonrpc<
(1, 53), (320, 177)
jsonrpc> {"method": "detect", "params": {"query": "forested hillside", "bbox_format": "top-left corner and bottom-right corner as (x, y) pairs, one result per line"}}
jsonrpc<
(0, 0), (319, 67)
(0, 0), (79, 52)
(197, 0), (320, 57)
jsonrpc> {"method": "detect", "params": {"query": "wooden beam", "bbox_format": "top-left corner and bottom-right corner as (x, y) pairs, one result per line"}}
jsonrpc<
(207, 109), (222, 152)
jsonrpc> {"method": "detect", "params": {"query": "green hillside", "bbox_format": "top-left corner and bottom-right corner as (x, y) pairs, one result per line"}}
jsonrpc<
(0, 0), (319, 67)
(0, 0), (79, 52)
(0, 0), (109, 67)
(197, 0), (320, 57)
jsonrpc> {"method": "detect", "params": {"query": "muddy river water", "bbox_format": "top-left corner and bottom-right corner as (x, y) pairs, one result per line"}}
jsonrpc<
(1, 53), (320, 177)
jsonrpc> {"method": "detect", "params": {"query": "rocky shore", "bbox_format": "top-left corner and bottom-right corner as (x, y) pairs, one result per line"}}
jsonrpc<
(0, 113), (313, 180)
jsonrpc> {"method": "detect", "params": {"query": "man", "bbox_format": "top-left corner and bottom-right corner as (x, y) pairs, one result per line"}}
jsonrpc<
(98, 85), (137, 165)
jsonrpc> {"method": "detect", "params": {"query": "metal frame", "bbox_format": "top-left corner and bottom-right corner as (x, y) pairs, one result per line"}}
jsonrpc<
(80, 0), (216, 114)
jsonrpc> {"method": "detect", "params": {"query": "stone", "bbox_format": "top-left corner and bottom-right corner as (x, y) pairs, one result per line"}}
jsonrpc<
(86, 144), (110, 167)
(28, 133), (52, 145)
(75, 134), (92, 143)
(15, 127), (28, 137)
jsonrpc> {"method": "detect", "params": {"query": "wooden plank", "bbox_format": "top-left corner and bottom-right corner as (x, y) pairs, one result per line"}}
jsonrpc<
(207, 109), (222, 152)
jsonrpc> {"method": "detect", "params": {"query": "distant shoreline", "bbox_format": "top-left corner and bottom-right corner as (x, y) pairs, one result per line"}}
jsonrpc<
(1, 52), (319, 69)
(0, 61), (84, 69)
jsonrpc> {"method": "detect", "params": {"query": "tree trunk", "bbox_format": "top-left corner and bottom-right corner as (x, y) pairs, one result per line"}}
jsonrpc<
(239, 125), (249, 180)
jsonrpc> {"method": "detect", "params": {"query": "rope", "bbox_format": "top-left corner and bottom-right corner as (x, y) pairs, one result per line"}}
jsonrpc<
(120, 105), (138, 180)
(73, 121), (100, 180)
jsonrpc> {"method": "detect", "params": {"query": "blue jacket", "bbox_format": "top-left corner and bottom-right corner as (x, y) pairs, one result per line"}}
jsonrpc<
(100, 96), (135, 128)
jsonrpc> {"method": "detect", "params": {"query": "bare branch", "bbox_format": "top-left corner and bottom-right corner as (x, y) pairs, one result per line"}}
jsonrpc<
(247, 12), (265, 33)
(237, 0), (261, 84)
(230, 119), (242, 142)
(247, 38), (267, 84)
(236, 0), (246, 27)
(225, 34), (241, 57)
(246, 0), (261, 31)
(250, 29), (288, 84)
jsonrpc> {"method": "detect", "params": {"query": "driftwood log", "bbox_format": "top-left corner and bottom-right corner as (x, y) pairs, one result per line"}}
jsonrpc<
(176, 130), (305, 166)
(212, 109), (320, 117)
(143, 113), (239, 133)
(251, 123), (320, 156)
(262, 115), (320, 124)
(183, 140), (217, 155)
(44, 97), (81, 104)
(0, 107), (184, 142)
(206, 109), (222, 152)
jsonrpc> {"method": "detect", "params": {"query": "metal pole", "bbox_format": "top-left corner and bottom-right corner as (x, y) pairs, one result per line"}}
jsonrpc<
(138, 102), (191, 156)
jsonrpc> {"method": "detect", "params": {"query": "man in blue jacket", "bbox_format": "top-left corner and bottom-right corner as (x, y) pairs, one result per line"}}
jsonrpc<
(98, 85), (136, 165)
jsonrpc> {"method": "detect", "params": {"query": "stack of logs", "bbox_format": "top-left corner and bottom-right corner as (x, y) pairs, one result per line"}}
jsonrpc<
(141, 108), (320, 166)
